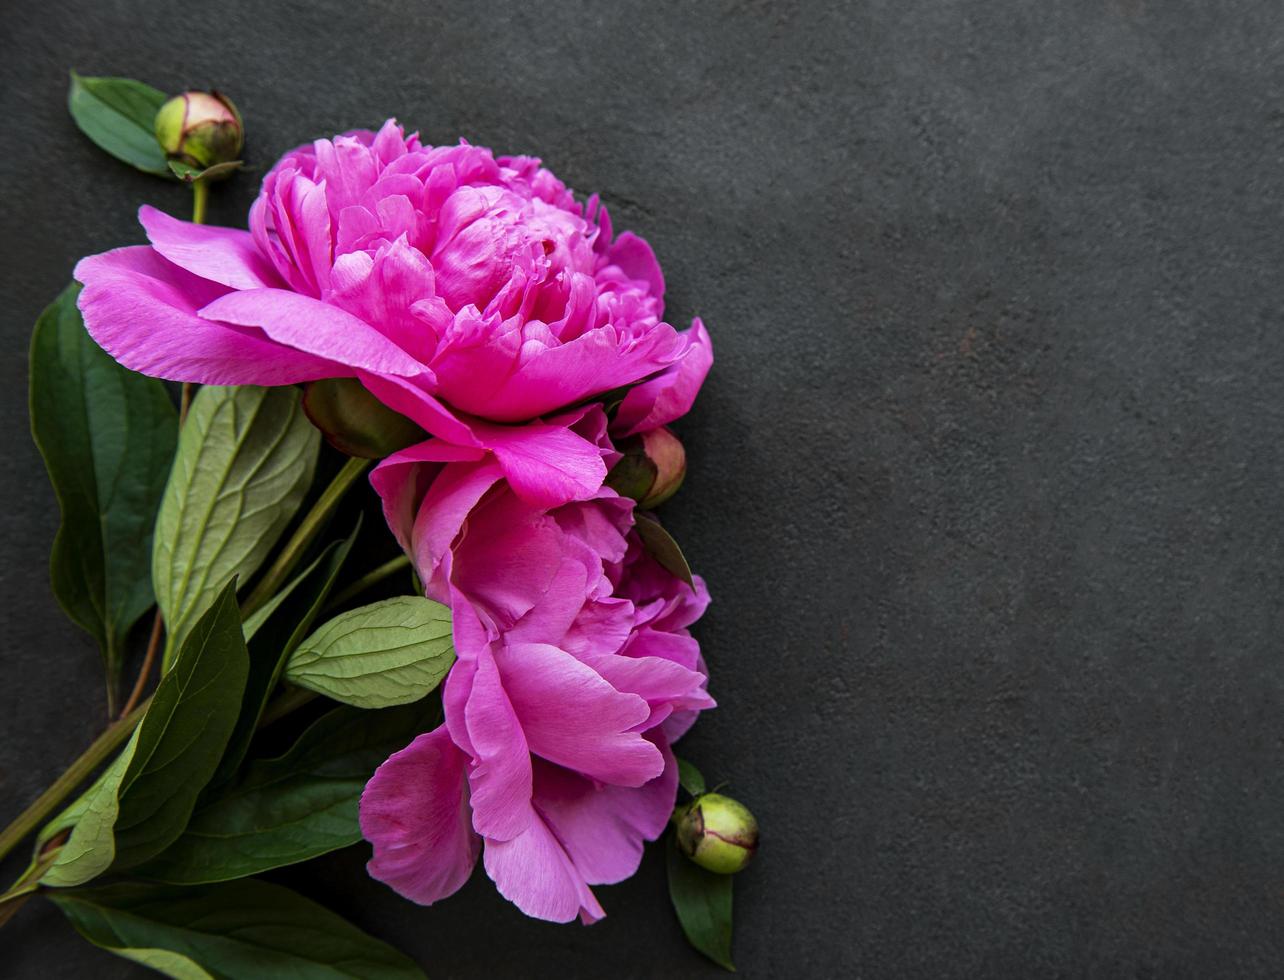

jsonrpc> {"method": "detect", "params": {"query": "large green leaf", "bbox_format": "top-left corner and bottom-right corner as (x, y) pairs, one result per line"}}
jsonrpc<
(29, 283), (177, 708)
(39, 581), (249, 887)
(667, 834), (735, 971)
(67, 72), (171, 176)
(51, 878), (427, 979)
(138, 699), (439, 884)
(154, 385), (319, 667)
(285, 596), (454, 709)
(211, 518), (362, 788)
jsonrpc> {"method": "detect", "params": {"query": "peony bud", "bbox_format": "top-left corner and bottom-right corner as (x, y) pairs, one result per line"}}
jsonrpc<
(675, 793), (759, 874)
(606, 426), (687, 509)
(302, 377), (428, 459)
(154, 91), (243, 171)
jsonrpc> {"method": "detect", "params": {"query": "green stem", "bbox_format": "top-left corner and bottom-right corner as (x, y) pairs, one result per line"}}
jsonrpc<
(0, 696), (151, 865)
(241, 457), (371, 619)
(191, 179), (209, 225)
(324, 554), (411, 612)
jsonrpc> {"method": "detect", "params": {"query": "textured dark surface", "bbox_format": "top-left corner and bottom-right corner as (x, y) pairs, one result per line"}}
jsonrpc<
(2, 1), (1283, 977)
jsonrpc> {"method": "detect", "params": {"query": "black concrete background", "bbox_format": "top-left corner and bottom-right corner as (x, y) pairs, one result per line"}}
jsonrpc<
(2, 1), (1283, 976)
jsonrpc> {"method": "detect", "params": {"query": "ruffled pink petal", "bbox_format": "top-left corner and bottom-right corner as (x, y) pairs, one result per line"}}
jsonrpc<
(482, 812), (606, 924)
(360, 725), (481, 905)
(198, 288), (428, 377)
(451, 497), (569, 629)
(532, 735), (678, 886)
(355, 372), (477, 446)
(575, 649), (715, 730)
(472, 419), (607, 508)
(370, 442), (490, 559)
(611, 318), (713, 436)
(603, 231), (665, 299)
(463, 647), (535, 841)
(329, 237), (440, 364)
(139, 205), (283, 291)
(478, 323), (687, 422)
(74, 248), (344, 385)
(495, 642), (663, 786)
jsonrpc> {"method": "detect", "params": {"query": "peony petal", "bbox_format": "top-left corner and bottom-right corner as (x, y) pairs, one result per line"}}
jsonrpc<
(356, 372), (478, 446)
(603, 231), (665, 299)
(464, 647), (535, 841)
(575, 649), (715, 730)
(75, 247), (345, 385)
(495, 642), (663, 786)
(482, 813), (606, 924)
(360, 725), (481, 906)
(612, 318), (713, 437)
(139, 205), (282, 291)
(370, 441), (488, 559)
(472, 419), (607, 508)
(532, 735), (678, 886)
(441, 322), (685, 423)
(199, 288), (428, 377)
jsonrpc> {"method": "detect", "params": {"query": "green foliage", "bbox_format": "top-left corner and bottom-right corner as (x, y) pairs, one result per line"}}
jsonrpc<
(67, 73), (171, 175)
(138, 699), (438, 884)
(677, 757), (707, 797)
(285, 596), (455, 709)
(154, 385), (319, 666)
(667, 834), (736, 971)
(51, 878), (427, 979)
(39, 582), (249, 886)
(29, 283), (177, 708)
(635, 511), (695, 587)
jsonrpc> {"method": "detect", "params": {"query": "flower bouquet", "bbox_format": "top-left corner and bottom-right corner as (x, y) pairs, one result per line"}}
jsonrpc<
(0, 75), (758, 975)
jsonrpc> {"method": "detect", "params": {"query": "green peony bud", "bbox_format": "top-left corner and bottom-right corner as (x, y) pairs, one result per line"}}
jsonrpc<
(606, 426), (687, 509)
(302, 377), (428, 459)
(154, 91), (243, 171)
(675, 793), (759, 874)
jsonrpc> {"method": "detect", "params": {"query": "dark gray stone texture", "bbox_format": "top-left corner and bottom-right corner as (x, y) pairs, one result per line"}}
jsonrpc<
(2, 0), (1283, 976)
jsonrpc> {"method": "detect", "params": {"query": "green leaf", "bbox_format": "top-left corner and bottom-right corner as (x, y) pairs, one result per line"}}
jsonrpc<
(67, 72), (171, 176)
(168, 159), (244, 183)
(667, 834), (735, 971)
(39, 581), (249, 886)
(635, 511), (695, 588)
(211, 518), (362, 788)
(677, 757), (707, 797)
(285, 596), (454, 709)
(154, 385), (320, 666)
(29, 283), (178, 709)
(50, 878), (427, 979)
(138, 698), (438, 884)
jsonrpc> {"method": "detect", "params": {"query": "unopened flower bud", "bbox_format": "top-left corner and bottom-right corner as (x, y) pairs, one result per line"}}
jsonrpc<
(606, 427), (686, 508)
(675, 793), (758, 874)
(302, 377), (427, 459)
(154, 91), (243, 171)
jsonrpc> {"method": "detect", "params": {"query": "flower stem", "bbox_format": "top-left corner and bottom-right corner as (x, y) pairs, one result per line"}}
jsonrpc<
(323, 554), (412, 612)
(0, 696), (151, 866)
(119, 612), (164, 719)
(241, 457), (372, 619)
(191, 179), (209, 225)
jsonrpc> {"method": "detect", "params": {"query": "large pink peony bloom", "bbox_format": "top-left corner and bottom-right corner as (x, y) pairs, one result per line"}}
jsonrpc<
(359, 407), (713, 922)
(73, 119), (708, 505)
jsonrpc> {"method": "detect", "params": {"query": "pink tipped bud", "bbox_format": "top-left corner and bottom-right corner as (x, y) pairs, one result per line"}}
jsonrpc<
(606, 426), (687, 509)
(154, 91), (243, 171)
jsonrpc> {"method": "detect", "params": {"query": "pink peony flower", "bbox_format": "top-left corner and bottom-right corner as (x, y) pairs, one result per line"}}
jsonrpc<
(73, 119), (708, 506)
(359, 407), (713, 922)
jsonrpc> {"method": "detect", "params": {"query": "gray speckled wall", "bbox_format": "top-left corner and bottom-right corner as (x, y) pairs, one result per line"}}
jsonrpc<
(2, 1), (1282, 976)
